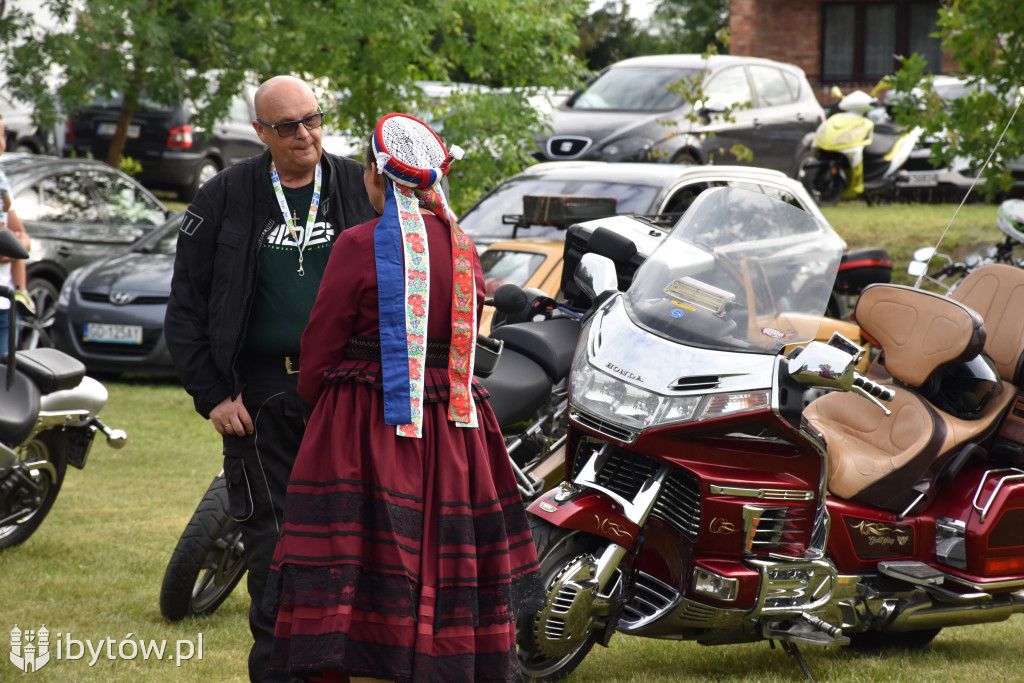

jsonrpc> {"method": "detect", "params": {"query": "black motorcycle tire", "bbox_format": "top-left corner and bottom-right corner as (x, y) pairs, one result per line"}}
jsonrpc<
(0, 430), (68, 549)
(159, 473), (247, 622)
(847, 627), (942, 652)
(516, 516), (607, 682)
(802, 161), (846, 207)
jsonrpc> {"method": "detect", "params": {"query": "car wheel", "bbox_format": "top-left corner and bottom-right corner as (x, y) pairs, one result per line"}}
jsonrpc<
(182, 158), (220, 201)
(671, 149), (700, 166)
(17, 277), (59, 350)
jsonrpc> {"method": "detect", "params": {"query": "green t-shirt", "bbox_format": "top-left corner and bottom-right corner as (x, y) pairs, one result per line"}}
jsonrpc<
(245, 162), (336, 355)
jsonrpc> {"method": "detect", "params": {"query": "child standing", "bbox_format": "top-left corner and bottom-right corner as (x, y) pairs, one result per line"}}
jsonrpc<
(0, 114), (35, 325)
(0, 114), (36, 347)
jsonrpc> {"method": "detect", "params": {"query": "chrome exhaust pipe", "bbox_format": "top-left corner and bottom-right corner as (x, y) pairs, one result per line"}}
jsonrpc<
(885, 591), (1024, 632)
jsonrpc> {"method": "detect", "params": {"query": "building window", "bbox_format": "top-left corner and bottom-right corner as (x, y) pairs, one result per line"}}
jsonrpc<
(822, 2), (942, 83)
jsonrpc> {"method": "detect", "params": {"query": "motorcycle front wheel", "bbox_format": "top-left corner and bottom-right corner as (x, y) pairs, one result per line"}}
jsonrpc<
(159, 473), (247, 621)
(0, 431), (68, 549)
(517, 516), (611, 682)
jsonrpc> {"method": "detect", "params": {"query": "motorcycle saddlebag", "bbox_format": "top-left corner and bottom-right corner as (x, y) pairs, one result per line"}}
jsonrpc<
(835, 247), (893, 294)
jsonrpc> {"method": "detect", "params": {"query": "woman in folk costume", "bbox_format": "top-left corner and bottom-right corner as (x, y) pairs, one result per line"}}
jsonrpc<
(265, 113), (543, 683)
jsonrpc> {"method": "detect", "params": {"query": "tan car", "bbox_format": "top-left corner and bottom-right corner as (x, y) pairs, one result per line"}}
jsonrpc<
(479, 238), (565, 335)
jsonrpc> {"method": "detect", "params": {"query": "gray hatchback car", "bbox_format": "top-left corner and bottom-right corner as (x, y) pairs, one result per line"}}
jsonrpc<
(535, 54), (825, 178)
(2, 154), (170, 348)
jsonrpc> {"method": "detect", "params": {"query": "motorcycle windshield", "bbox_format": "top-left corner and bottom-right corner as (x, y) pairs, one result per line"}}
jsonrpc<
(624, 186), (845, 354)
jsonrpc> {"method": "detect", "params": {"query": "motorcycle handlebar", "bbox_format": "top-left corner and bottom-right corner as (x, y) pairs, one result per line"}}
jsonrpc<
(852, 375), (895, 402)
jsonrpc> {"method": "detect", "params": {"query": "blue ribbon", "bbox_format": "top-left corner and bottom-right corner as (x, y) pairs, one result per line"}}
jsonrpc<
(374, 182), (412, 425)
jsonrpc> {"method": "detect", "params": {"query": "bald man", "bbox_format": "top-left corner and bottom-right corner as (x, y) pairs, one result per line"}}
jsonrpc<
(166, 75), (376, 682)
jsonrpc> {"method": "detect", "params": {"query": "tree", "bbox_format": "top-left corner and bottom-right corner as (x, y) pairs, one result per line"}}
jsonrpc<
(269, 0), (589, 210)
(886, 0), (1024, 199)
(0, 0), (589, 211)
(574, 1), (647, 71)
(0, 1), (267, 169)
(649, 0), (730, 56)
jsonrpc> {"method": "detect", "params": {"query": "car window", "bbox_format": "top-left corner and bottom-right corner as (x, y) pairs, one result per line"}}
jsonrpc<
(748, 66), (795, 107)
(480, 249), (547, 293)
(35, 171), (104, 223)
(573, 67), (701, 112)
(782, 71), (803, 100)
(703, 67), (754, 108)
(460, 177), (660, 241)
(88, 170), (166, 225)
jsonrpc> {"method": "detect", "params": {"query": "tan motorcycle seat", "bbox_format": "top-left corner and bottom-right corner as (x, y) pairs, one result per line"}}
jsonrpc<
(805, 380), (1014, 505)
(855, 283), (985, 387)
(950, 264), (1024, 384)
(804, 282), (1012, 511)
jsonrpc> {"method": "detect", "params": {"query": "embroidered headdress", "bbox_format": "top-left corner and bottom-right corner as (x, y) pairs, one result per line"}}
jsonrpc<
(372, 113), (477, 438)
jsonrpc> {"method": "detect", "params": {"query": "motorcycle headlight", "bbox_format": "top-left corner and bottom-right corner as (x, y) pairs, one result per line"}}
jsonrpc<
(570, 355), (702, 431)
(570, 352), (772, 432)
(599, 135), (656, 162)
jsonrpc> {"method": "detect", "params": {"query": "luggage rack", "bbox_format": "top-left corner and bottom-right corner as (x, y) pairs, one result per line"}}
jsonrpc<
(972, 467), (1024, 523)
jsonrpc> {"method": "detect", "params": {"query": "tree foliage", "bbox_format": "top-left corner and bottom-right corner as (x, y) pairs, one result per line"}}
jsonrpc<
(650, 0), (730, 57)
(0, 1), (265, 168)
(0, 0), (589, 211)
(887, 0), (1024, 199)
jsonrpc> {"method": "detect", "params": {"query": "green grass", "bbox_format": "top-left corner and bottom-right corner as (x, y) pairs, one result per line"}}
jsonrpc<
(2, 199), (1021, 681)
(822, 199), (1001, 287)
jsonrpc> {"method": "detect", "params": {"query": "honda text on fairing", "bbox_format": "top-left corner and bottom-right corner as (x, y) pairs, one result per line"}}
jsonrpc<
(516, 187), (1024, 681)
(0, 230), (127, 549)
(801, 89), (923, 206)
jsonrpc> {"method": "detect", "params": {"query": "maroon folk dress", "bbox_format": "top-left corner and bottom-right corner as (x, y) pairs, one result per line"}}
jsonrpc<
(265, 214), (543, 682)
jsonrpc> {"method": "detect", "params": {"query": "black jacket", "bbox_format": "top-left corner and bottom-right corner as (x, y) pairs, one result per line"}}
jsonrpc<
(165, 150), (377, 418)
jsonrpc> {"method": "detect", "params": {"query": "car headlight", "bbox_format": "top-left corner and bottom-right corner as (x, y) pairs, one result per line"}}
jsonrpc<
(599, 135), (656, 162)
(570, 351), (771, 432)
(57, 269), (83, 308)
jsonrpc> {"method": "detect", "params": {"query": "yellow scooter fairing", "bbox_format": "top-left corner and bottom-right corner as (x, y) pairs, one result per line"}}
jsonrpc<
(813, 113), (873, 152)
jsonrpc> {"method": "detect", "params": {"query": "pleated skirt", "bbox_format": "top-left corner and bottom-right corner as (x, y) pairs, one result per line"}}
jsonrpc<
(266, 367), (543, 682)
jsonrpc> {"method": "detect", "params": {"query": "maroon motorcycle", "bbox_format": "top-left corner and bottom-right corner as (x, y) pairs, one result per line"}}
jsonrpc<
(516, 186), (1024, 681)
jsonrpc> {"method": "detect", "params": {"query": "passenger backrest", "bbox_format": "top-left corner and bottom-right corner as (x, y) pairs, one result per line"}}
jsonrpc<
(855, 283), (985, 387)
(950, 264), (1024, 384)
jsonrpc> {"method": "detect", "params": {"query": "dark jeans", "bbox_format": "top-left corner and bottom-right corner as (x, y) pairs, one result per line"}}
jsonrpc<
(223, 362), (309, 683)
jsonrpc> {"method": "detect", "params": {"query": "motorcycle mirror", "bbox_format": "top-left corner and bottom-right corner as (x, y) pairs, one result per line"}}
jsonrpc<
(0, 229), (29, 260)
(907, 260), (929, 277)
(490, 283), (529, 314)
(912, 246), (936, 262)
(575, 253), (618, 302)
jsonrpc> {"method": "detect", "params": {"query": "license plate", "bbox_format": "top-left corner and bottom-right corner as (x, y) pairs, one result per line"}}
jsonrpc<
(96, 122), (141, 139)
(84, 323), (143, 344)
(900, 173), (938, 188)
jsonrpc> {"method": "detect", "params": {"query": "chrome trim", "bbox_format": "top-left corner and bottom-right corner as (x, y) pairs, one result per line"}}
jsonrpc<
(972, 468), (1024, 523)
(748, 558), (837, 615)
(710, 484), (814, 501)
(573, 446), (668, 525)
(546, 135), (592, 160)
(618, 571), (681, 632)
(569, 407), (637, 444)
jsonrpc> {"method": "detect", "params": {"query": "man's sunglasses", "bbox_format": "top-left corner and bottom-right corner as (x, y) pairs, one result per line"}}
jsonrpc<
(257, 110), (324, 137)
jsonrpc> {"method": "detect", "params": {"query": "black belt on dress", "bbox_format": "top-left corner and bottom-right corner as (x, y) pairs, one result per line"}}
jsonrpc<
(345, 336), (451, 368)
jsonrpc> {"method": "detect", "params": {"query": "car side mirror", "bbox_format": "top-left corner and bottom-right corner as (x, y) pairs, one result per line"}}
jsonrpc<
(574, 253), (618, 302)
(696, 100), (727, 120)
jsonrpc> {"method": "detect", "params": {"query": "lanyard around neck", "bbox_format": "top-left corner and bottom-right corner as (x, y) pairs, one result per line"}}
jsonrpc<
(269, 160), (322, 276)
